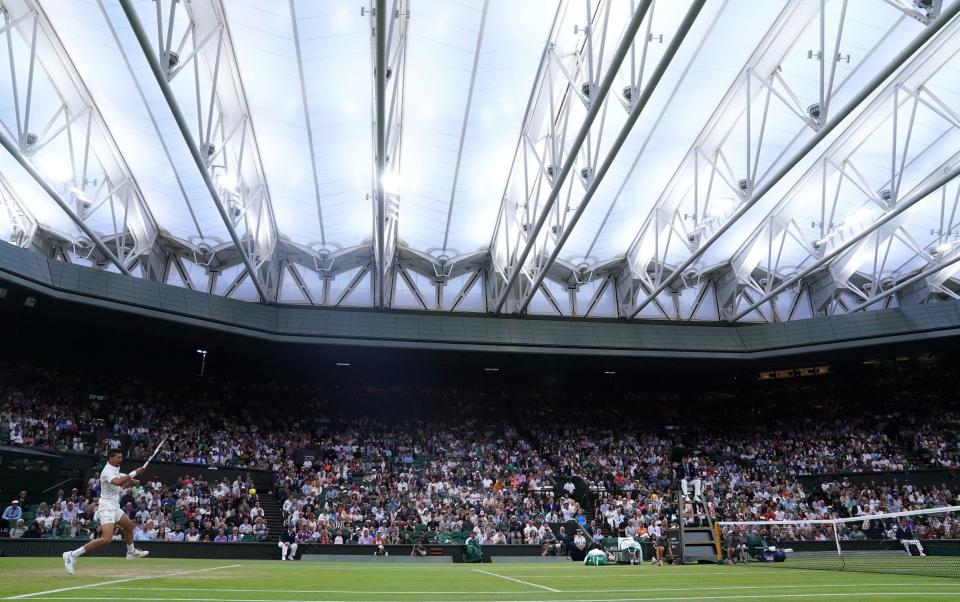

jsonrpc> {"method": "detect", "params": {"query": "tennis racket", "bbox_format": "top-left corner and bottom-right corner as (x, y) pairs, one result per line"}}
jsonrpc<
(142, 435), (169, 470)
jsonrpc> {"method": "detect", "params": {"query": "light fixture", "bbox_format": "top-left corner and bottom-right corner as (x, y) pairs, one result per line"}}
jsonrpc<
(335, 362), (351, 367)
(603, 370), (616, 375)
(24, 297), (36, 308)
(0, 288), (6, 299)
(196, 349), (208, 377)
(228, 198), (244, 220)
(935, 242), (953, 255)
(484, 367), (499, 372)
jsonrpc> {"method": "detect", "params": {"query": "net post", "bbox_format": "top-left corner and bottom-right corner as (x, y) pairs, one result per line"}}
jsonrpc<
(832, 518), (844, 571)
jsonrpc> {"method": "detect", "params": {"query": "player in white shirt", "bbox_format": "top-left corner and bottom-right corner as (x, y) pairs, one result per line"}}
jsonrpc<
(63, 449), (150, 575)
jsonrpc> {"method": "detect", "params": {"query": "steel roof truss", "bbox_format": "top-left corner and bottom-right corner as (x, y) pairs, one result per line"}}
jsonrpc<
(628, 2), (957, 318)
(119, 0), (280, 302)
(489, 0), (657, 314)
(0, 2), (162, 273)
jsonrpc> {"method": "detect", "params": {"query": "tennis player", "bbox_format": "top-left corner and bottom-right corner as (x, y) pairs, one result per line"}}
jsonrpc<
(63, 449), (149, 574)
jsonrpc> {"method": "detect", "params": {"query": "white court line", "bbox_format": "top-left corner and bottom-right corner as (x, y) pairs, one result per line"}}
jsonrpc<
(473, 569), (561, 593)
(4, 564), (241, 600)
(502, 571), (873, 578)
(90, 583), (960, 594)
(98, 589), (545, 594)
(13, 593), (960, 602)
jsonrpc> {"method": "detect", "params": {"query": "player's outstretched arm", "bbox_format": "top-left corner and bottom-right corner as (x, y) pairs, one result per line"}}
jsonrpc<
(109, 473), (140, 487)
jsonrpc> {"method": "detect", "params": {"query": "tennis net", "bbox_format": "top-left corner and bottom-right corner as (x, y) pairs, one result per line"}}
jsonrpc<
(716, 505), (960, 578)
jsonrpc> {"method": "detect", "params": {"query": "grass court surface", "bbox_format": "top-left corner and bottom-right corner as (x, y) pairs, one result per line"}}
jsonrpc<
(0, 558), (959, 601)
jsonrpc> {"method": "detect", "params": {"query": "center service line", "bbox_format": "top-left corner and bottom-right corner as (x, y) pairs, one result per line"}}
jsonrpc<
(472, 569), (561, 593)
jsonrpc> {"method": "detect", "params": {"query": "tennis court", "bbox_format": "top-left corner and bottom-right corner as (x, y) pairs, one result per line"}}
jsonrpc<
(1, 558), (958, 601)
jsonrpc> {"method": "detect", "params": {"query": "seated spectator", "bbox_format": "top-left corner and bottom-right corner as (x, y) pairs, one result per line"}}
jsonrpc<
(9, 519), (26, 538)
(164, 524), (182, 541)
(2, 500), (22, 532)
(20, 521), (43, 539)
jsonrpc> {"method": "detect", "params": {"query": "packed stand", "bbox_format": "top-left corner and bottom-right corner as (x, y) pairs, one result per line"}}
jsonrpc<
(272, 413), (588, 547)
(1, 473), (267, 543)
(3, 361), (960, 548)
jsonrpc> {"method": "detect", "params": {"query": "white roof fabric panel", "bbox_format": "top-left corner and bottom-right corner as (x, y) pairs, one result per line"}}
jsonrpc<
(398, 0), (554, 257)
(223, 0), (373, 252)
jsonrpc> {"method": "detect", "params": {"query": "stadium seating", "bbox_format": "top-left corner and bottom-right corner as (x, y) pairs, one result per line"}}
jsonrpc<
(2, 360), (959, 548)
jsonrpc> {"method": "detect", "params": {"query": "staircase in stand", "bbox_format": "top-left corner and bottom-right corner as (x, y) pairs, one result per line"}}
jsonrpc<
(258, 489), (284, 542)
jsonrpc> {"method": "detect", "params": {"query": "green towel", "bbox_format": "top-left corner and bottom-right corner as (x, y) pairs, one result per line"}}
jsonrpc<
(463, 540), (483, 563)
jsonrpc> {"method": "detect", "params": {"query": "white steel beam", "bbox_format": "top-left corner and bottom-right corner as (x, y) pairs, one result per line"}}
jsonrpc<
(0, 170), (41, 251)
(371, 0), (409, 309)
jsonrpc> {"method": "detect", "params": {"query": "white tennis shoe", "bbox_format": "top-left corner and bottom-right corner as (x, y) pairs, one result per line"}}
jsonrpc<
(126, 549), (149, 559)
(62, 551), (75, 575)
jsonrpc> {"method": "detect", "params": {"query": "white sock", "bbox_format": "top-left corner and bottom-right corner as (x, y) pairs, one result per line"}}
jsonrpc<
(71, 547), (86, 558)
(127, 544), (136, 553)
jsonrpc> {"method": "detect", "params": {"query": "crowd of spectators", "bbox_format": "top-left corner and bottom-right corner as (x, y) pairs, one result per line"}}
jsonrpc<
(271, 415), (587, 547)
(1, 473), (267, 544)
(1, 365), (91, 453)
(3, 362), (960, 548)
(513, 378), (960, 543)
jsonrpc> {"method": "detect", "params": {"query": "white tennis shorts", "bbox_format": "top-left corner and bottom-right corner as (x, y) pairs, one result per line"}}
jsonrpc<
(95, 505), (124, 525)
